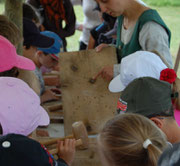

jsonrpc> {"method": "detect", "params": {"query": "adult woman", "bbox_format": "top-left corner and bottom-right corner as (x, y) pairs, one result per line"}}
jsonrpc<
(95, 0), (172, 81)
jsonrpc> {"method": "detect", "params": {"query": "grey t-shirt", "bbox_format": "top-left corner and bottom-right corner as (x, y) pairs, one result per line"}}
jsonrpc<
(34, 67), (45, 95)
(113, 21), (173, 77)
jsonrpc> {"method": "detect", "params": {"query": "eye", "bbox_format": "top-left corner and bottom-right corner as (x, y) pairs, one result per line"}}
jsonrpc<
(101, 0), (108, 3)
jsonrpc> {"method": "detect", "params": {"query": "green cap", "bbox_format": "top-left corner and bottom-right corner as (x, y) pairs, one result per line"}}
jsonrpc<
(119, 77), (173, 118)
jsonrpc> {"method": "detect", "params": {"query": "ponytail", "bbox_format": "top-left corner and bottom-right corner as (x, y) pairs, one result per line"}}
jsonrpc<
(147, 143), (163, 166)
(98, 113), (167, 166)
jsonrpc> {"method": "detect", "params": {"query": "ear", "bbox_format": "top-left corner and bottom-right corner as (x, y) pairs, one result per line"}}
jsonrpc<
(36, 50), (43, 56)
(150, 117), (163, 129)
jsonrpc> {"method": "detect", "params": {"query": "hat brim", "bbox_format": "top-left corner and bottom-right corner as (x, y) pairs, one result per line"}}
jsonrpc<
(108, 74), (125, 93)
(16, 55), (36, 71)
(38, 106), (50, 126)
(30, 34), (54, 48)
(175, 109), (180, 127)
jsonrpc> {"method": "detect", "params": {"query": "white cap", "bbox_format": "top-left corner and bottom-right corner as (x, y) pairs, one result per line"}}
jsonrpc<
(109, 51), (167, 92)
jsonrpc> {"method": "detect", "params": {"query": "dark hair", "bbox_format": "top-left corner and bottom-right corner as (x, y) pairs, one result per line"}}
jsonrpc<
(0, 67), (19, 77)
(23, 3), (39, 24)
(23, 43), (31, 49)
(147, 105), (175, 119)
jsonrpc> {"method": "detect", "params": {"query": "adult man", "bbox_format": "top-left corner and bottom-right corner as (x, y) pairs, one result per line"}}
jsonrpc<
(118, 77), (180, 143)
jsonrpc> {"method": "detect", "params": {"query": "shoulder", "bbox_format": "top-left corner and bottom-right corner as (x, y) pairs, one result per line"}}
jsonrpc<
(140, 21), (168, 36)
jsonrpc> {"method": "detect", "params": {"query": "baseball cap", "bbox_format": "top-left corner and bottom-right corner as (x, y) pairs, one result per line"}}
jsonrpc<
(118, 77), (173, 118)
(0, 77), (50, 136)
(0, 35), (35, 72)
(0, 134), (57, 166)
(158, 142), (180, 166)
(23, 18), (54, 48)
(109, 51), (167, 92)
(38, 31), (63, 61)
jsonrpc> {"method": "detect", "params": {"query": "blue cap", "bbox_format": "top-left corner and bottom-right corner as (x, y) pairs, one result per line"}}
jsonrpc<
(38, 31), (63, 60)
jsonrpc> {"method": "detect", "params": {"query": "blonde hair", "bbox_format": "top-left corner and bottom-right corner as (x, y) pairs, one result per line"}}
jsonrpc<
(98, 113), (167, 166)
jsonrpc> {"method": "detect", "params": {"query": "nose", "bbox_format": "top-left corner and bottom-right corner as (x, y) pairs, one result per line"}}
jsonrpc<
(99, 3), (107, 13)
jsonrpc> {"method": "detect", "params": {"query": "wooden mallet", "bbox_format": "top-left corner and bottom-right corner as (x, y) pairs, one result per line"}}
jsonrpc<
(41, 121), (89, 155)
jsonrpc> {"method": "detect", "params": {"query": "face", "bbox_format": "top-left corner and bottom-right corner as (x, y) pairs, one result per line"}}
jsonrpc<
(97, 0), (126, 17)
(38, 51), (58, 69)
(23, 46), (37, 61)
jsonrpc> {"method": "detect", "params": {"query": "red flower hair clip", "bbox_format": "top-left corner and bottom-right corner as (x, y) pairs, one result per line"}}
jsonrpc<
(160, 68), (177, 84)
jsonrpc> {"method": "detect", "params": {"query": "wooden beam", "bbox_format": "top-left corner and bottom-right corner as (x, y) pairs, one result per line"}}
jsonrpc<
(174, 44), (180, 73)
(5, 0), (23, 55)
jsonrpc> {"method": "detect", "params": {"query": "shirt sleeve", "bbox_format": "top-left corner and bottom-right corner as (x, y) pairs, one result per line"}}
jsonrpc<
(139, 21), (173, 68)
(56, 158), (68, 166)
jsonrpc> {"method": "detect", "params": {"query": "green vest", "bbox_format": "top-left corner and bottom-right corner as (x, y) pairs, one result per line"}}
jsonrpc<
(116, 9), (171, 63)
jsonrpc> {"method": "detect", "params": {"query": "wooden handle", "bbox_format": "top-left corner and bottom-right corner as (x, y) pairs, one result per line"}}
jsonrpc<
(47, 104), (62, 112)
(48, 139), (82, 155)
(40, 135), (74, 146)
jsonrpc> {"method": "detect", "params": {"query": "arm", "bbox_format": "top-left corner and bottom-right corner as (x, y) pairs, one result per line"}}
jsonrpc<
(58, 0), (76, 38)
(139, 21), (173, 68)
(26, 0), (41, 8)
(87, 34), (96, 49)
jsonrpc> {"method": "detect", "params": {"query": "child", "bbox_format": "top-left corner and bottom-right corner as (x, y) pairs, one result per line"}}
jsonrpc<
(0, 15), (22, 47)
(158, 142), (180, 166)
(0, 77), (49, 136)
(22, 17), (55, 95)
(0, 15), (41, 95)
(0, 133), (76, 166)
(0, 35), (35, 77)
(108, 51), (180, 127)
(23, 18), (54, 61)
(33, 31), (62, 103)
(98, 113), (167, 166)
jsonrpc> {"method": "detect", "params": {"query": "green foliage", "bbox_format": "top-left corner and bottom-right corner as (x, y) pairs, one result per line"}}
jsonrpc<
(143, 0), (180, 6)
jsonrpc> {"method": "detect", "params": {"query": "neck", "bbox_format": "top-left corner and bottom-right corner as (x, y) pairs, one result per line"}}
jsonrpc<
(123, 1), (149, 29)
(167, 122), (180, 143)
(33, 54), (41, 68)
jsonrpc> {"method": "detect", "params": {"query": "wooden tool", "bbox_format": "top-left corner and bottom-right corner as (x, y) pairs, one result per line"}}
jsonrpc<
(89, 71), (101, 84)
(49, 139), (82, 155)
(41, 121), (89, 150)
(47, 103), (62, 112)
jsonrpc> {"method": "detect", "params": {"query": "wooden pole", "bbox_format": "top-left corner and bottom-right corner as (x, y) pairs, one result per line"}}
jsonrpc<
(174, 45), (180, 73)
(5, 0), (23, 55)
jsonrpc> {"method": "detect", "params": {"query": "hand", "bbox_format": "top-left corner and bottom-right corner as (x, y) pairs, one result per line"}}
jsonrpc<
(76, 24), (83, 31)
(58, 139), (76, 166)
(41, 89), (59, 103)
(95, 43), (108, 52)
(50, 88), (61, 94)
(94, 66), (113, 81)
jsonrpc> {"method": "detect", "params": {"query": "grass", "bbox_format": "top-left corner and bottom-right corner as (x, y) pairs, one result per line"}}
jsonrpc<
(143, 0), (180, 6)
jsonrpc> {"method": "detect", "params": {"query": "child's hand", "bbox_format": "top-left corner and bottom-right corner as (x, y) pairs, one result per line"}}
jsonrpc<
(41, 89), (59, 103)
(57, 139), (76, 166)
(50, 88), (61, 94)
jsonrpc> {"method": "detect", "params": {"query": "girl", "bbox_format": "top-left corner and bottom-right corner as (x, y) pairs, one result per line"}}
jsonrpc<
(98, 113), (168, 166)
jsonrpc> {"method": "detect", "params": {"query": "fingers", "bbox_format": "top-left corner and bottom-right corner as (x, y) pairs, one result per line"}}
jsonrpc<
(95, 43), (108, 52)
(92, 70), (103, 80)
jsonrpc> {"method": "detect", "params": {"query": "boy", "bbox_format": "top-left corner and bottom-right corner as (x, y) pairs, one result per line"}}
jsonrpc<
(0, 133), (76, 166)
(0, 35), (35, 76)
(34, 31), (62, 103)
